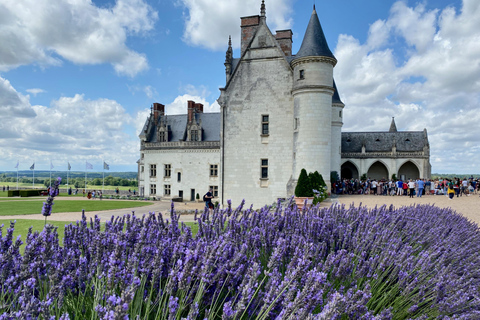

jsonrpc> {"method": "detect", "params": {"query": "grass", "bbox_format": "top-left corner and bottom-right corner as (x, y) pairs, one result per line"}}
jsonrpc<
(0, 200), (154, 216)
(0, 219), (198, 253)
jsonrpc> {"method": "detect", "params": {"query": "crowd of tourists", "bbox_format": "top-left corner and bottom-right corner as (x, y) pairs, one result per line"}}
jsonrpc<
(332, 177), (480, 199)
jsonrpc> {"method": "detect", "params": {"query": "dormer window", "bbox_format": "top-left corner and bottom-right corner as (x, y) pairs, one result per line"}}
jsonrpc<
(346, 138), (351, 142)
(191, 130), (199, 141)
(376, 139), (381, 142)
(299, 70), (305, 80)
(159, 131), (166, 142)
(405, 139), (411, 142)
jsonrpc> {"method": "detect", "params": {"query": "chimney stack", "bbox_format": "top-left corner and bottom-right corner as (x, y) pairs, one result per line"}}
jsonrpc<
(195, 103), (204, 113)
(240, 15), (260, 56)
(153, 103), (165, 122)
(187, 100), (195, 123)
(275, 30), (293, 56)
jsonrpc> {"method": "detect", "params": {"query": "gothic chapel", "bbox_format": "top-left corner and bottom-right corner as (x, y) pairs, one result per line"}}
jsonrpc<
(138, 2), (431, 206)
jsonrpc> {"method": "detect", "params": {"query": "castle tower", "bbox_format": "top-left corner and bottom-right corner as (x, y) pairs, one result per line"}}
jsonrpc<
(331, 79), (344, 179)
(291, 6), (337, 187)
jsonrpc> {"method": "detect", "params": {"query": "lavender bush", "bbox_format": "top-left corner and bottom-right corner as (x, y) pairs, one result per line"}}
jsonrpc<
(1, 199), (480, 319)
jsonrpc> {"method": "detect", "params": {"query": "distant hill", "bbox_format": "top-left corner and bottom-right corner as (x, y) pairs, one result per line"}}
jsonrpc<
(432, 173), (480, 179)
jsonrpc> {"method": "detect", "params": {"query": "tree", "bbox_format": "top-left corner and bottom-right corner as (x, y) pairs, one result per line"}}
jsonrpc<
(295, 169), (313, 197)
(330, 171), (339, 183)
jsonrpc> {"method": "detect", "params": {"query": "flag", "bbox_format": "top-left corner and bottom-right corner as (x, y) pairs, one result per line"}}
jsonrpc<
(68, 162), (71, 171)
(50, 161), (54, 170)
(104, 162), (110, 170)
(30, 163), (35, 170)
(86, 161), (93, 170)
(14, 161), (19, 169)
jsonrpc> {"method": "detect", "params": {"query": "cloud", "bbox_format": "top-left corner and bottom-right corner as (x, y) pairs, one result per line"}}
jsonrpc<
(0, 0), (158, 76)
(26, 88), (46, 96)
(335, 0), (480, 173)
(0, 79), (140, 169)
(0, 77), (36, 118)
(178, 0), (293, 50)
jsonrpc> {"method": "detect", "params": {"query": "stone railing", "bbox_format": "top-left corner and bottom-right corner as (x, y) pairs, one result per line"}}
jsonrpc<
(142, 141), (220, 150)
(342, 151), (426, 158)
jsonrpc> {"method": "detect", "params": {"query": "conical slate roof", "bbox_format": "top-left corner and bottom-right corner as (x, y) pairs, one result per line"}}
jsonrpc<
(295, 7), (335, 60)
(389, 117), (398, 132)
(332, 79), (344, 105)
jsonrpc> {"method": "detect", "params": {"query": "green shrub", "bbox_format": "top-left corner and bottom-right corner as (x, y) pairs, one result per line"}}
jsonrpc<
(7, 190), (20, 197)
(295, 169), (312, 197)
(19, 189), (48, 197)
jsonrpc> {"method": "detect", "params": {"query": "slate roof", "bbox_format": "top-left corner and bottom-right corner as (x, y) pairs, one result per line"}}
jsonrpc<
(332, 79), (343, 105)
(294, 7), (335, 60)
(142, 113), (221, 143)
(341, 131), (428, 153)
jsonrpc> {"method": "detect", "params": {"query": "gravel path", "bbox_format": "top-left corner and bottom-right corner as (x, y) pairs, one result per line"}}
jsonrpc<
(1, 193), (480, 226)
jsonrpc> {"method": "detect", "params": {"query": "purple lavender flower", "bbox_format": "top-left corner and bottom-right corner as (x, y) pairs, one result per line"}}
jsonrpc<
(42, 177), (62, 218)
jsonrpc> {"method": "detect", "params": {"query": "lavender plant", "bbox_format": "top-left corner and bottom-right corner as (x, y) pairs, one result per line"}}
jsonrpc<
(42, 177), (62, 225)
(0, 199), (480, 319)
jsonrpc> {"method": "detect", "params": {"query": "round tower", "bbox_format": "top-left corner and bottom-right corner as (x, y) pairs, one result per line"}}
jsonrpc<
(331, 79), (344, 180)
(291, 6), (337, 189)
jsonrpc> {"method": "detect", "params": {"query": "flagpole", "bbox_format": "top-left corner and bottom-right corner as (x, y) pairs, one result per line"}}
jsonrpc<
(85, 162), (87, 194)
(67, 162), (69, 187)
(102, 159), (105, 194)
(50, 161), (52, 188)
(16, 164), (18, 190)
(33, 164), (35, 189)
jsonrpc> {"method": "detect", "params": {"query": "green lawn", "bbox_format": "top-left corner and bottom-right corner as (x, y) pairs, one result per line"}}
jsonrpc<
(0, 200), (154, 216)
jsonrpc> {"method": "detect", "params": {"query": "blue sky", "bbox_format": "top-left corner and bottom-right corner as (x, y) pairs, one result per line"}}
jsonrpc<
(0, 0), (479, 174)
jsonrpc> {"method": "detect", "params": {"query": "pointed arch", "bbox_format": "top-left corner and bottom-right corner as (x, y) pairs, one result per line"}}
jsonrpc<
(341, 161), (359, 180)
(397, 160), (420, 181)
(367, 161), (389, 180)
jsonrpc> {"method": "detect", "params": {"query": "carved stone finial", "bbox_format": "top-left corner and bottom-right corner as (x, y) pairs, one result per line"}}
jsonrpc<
(261, 0), (266, 17)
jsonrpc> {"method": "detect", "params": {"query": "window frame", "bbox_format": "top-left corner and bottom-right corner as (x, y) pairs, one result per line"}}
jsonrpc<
(261, 115), (269, 135)
(164, 184), (171, 196)
(261, 159), (268, 179)
(150, 184), (156, 195)
(209, 185), (219, 197)
(150, 164), (156, 177)
(210, 164), (218, 177)
(164, 164), (171, 178)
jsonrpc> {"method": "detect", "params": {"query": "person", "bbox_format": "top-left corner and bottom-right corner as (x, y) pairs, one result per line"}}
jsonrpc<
(417, 179), (425, 198)
(408, 179), (415, 198)
(2, 186), (5, 192)
(204, 188), (214, 209)
(447, 180), (455, 200)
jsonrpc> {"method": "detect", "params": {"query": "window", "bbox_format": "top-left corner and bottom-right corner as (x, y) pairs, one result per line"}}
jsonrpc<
(261, 159), (268, 179)
(191, 130), (199, 141)
(150, 164), (156, 177)
(209, 185), (219, 197)
(141, 166), (144, 172)
(294, 118), (299, 130)
(339, 111), (342, 118)
(164, 164), (171, 178)
(159, 131), (166, 142)
(210, 164), (218, 177)
(299, 69), (305, 79)
(262, 115), (269, 135)
(150, 184), (156, 195)
(177, 172), (181, 182)
(164, 185), (171, 196)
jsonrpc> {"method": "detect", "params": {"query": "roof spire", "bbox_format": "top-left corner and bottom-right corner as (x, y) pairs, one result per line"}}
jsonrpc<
(260, 0), (266, 17)
(389, 117), (398, 132)
(294, 5), (336, 61)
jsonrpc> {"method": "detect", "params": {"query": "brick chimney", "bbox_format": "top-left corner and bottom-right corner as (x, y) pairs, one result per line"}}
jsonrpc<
(187, 100), (195, 123)
(153, 103), (165, 122)
(241, 15), (260, 56)
(275, 29), (293, 56)
(195, 103), (204, 113)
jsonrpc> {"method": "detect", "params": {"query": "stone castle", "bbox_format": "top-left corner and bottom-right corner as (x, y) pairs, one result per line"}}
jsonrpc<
(138, 2), (431, 206)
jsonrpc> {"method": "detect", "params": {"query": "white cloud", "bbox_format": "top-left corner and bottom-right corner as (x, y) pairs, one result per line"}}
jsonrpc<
(178, 0), (293, 50)
(0, 77), (36, 118)
(0, 79), (140, 169)
(0, 0), (158, 76)
(335, 0), (480, 173)
(26, 88), (46, 96)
